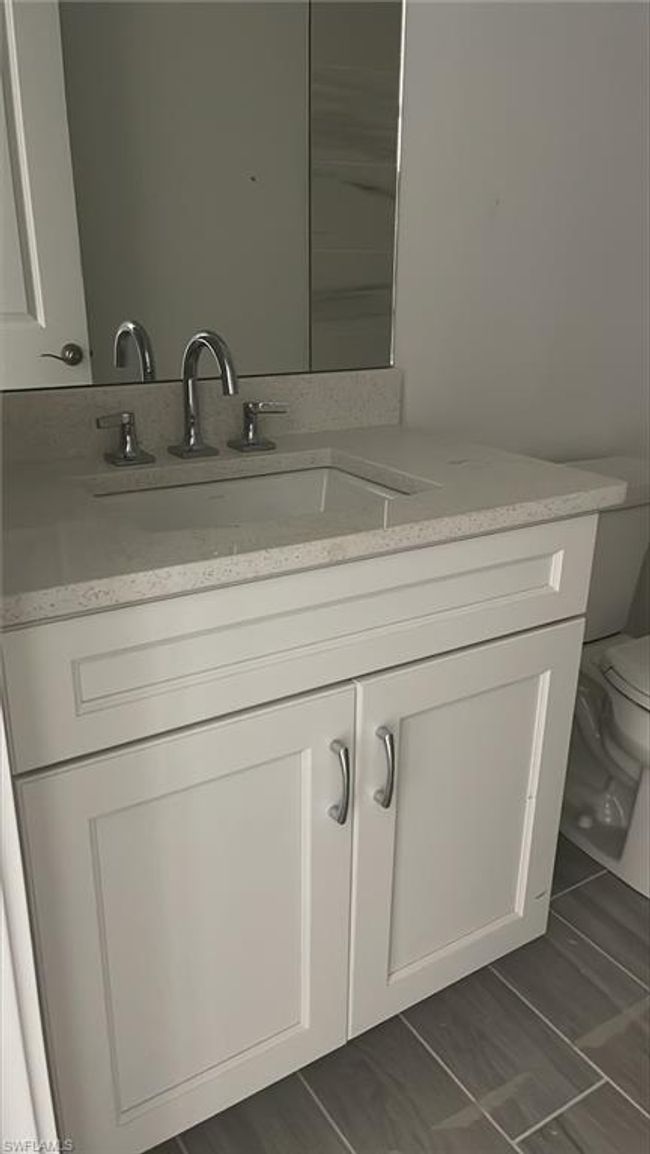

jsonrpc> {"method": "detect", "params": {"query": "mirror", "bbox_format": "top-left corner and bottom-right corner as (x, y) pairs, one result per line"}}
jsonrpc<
(1, 0), (402, 389)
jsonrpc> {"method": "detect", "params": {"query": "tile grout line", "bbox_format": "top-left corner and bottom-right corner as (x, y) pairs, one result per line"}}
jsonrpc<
(159, 860), (645, 1154)
(297, 1071), (359, 1154)
(490, 966), (650, 1122)
(550, 909), (650, 992)
(399, 1014), (521, 1152)
(514, 1078), (608, 1145)
(550, 868), (608, 902)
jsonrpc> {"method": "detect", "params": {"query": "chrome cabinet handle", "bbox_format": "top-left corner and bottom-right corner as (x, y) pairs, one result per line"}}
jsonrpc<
(329, 740), (351, 825)
(374, 726), (396, 809)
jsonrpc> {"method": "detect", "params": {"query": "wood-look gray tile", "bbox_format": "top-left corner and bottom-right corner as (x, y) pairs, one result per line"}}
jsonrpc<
(312, 279), (393, 323)
(553, 873), (650, 986)
(312, 67), (399, 165)
(311, 249), (394, 307)
(403, 967), (598, 1139)
(519, 1083), (649, 1154)
(179, 1074), (349, 1153)
(551, 835), (604, 896)
(312, 161), (396, 252)
(302, 1015), (512, 1153)
(311, 249), (393, 369)
(494, 913), (650, 1111)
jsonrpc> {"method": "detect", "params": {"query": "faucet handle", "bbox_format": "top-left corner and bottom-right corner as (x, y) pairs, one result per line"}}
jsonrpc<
(96, 411), (155, 467)
(245, 401), (288, 416)
(228, 400), (288, 452)
(96, 410), (133, 429)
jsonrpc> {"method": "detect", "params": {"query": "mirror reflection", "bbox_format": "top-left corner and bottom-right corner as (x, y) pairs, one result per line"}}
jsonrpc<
(1, 0), (402, 390)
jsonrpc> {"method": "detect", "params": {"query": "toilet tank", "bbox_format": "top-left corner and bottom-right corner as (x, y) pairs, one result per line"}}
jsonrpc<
(570, 457), (650, 642)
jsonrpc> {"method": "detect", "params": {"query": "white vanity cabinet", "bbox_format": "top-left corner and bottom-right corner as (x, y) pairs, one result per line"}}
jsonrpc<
(7, 516), (597, 1154)
(17, 687), (355, 1154)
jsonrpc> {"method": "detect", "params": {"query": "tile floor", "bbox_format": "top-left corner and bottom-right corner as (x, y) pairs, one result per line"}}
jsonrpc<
(151, 837), (649, 1154)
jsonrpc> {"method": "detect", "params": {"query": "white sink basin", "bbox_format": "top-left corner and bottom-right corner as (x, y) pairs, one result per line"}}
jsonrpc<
(95, 467), (404, 532)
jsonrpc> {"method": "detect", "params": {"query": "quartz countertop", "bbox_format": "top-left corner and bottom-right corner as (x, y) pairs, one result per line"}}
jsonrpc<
(1, 427), (626, 627)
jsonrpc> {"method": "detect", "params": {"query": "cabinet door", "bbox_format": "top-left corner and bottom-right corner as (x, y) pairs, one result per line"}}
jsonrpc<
(18, 686), (354, 1154)
(349, 619), (583, 1036)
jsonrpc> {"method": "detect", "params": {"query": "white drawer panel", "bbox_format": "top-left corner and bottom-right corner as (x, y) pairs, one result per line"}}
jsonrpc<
(3, 516), (597, 771)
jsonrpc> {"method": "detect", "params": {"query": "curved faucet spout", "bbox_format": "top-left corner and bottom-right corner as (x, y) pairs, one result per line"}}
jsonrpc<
(113, 320), (156, 383)
(168, 329), (239, 458)
(182, 330), (238, 397)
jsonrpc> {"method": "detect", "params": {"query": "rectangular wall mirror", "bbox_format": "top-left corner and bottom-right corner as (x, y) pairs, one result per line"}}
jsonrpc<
(1, 0), (402, 390)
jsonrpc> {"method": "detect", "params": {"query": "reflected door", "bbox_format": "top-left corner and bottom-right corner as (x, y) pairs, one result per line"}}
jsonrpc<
(1, 0), (89, 388)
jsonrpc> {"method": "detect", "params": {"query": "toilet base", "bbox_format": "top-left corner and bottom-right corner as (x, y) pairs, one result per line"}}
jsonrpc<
(561, 767), (649, 898)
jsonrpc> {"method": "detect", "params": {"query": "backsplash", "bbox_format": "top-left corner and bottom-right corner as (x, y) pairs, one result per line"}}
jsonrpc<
(1, 368), (402, 464)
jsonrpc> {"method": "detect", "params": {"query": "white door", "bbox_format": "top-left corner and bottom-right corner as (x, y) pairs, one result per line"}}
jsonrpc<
(17, 686), (354, 1154)
(349, 619), (583, 1036)
(0, 0), (89, 389)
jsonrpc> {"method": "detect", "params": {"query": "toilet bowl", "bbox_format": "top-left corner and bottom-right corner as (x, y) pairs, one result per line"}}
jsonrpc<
(600, 635), (649, 766)
(560, 457), (650, 897)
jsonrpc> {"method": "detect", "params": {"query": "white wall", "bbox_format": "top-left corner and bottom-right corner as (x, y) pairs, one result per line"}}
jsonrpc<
(394, 2), (649, 461)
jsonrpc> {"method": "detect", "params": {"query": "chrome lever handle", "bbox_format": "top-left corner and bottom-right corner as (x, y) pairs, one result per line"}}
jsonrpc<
(96, 410), (134, 430)
(328, 740), (351, 825)
(40, 342), (84, 366)
(96, 411), (155, 466)
(246, 401), (288, 415)
(228, 399), (288, 452)
(374, 726), (396, 809)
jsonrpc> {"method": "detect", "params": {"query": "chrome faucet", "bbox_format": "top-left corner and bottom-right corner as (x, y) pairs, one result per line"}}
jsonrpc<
(168, 330), (238, 458)
(113, 320), (156, 383)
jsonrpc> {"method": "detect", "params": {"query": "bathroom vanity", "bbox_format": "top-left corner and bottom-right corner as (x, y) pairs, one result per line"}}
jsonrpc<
(1, 428), (626, 1154)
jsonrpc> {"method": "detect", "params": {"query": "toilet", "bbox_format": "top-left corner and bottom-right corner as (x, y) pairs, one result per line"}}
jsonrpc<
(561, 456), (650, 897)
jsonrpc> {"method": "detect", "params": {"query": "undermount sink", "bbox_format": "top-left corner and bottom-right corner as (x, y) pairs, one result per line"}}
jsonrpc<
(95, 467), (405, 532)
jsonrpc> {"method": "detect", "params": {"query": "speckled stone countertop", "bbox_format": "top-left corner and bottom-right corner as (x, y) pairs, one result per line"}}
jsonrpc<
(1, 427), (626, 627)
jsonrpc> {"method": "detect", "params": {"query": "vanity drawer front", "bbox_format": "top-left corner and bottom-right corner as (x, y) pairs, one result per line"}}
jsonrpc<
(3, 515), (597, 772)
